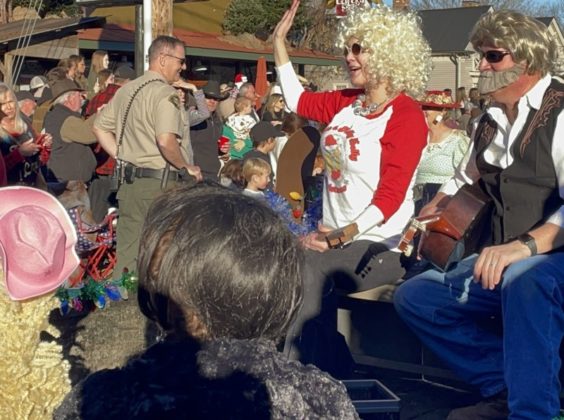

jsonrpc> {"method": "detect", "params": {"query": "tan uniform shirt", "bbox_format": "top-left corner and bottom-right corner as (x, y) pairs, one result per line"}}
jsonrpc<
(94, 70), (183, 170)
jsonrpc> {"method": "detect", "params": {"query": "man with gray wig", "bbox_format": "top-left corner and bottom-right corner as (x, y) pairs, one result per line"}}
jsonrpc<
(394, 10), (564, 419)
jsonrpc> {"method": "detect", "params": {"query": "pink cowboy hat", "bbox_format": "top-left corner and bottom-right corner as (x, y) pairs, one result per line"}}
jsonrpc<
(0, 186), (79, 300)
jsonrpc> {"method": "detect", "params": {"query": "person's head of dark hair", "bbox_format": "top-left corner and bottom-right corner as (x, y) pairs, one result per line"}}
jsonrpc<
(281, 113), (307, 136)
(219, 159), (245, 188)
(137, 182), (303, 343)
(58, 58), (74, 72)
(148, 36), (185, 64)
(46, 66), (69, 85)
(69, 54), (84, 66)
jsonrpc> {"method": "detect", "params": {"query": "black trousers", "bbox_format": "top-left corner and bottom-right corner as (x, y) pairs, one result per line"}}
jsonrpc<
(283, 240), (406, 377)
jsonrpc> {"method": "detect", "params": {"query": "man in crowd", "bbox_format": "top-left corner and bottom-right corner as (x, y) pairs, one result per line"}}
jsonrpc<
(15, 91), (37, 120)
(190, 80), (227, 181)
(394, 10), (564, 419)
(238, 81), (260, 121)
(44, 78), (97, 187)
(94, 35), (202, 280)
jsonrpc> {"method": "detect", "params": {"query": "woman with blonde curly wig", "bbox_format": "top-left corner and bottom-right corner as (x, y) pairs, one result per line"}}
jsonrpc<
(273, 0), (431, 376)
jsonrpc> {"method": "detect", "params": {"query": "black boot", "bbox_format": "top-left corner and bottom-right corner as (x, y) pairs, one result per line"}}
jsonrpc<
(447, 391), (509, 420)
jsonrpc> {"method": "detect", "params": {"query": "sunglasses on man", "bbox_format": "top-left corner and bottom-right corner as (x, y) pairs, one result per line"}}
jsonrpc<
(343, 43), (363, 57)
(162, 53), (186, 66)
(480, 50), (511, 64)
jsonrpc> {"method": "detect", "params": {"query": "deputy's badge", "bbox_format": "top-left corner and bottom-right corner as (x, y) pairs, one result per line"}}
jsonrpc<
(169, 93), (181, 109)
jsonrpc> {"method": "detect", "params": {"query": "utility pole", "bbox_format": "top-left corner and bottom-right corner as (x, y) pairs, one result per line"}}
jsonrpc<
(152, 0), (173, 37)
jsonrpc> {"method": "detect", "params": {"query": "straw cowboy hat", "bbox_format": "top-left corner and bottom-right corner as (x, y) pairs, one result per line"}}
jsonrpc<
(418, 90), (462, 109)
(0, 186), (79, 300)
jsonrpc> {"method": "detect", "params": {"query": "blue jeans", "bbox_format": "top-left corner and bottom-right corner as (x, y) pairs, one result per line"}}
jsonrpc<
(394, 253), (564, 419)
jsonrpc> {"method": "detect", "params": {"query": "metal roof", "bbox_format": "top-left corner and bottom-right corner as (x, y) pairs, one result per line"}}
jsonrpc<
(0, 16), (105, 53)
(419, 6), (492, 54)
(79, 24), (342, 66)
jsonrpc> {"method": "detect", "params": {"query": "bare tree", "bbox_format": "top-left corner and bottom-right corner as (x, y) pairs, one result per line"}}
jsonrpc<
(411, 0), (563, 26)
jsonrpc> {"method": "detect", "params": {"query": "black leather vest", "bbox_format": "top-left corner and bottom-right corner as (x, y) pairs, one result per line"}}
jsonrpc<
(474, 78), (564, 244)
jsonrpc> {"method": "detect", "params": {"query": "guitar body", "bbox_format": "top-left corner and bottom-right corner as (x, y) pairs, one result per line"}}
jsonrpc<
(420, 183), (492, 271)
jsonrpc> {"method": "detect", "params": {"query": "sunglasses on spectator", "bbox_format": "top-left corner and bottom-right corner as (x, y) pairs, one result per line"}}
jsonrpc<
(480, 50), (511, 64)
(162, 53), (186, 66)
(343, 43), (363, 57)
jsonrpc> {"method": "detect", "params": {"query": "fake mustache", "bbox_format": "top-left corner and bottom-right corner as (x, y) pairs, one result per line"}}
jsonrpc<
(477, 63), (526, 95)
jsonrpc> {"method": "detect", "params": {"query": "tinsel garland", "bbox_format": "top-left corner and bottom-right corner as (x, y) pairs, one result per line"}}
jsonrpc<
(56, 271), (138, 315)
(0, 283), (71, 419)
(264, 190), (322, 236)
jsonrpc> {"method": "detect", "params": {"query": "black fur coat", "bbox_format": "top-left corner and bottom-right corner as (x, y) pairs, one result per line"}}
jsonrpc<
(54, 337), (359, 419)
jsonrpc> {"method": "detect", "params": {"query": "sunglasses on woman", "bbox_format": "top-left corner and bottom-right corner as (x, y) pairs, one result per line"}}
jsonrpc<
(480, 50), (511, 64)
(343, 43), (363, 57)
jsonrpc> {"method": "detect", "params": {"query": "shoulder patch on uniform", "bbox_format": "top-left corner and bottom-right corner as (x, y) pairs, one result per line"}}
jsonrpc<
(168, 93), (181, 109)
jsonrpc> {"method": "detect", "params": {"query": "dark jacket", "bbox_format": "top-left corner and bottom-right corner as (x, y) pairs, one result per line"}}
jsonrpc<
(45, 104), (96, 182)
(190, 112), (223, 181)
(54, 337), (358, 420)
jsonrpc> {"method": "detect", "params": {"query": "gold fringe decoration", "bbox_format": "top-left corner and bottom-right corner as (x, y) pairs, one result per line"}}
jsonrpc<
(0, 267), (71, 420)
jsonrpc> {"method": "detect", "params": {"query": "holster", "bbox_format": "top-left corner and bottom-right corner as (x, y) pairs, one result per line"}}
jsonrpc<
(124, 163), (136, 184)
(109, 159), (127, 192)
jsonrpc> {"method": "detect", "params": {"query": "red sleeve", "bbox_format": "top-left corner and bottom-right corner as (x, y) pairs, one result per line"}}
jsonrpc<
(297, 89), (362, 125)
(372, 95), (428, 220)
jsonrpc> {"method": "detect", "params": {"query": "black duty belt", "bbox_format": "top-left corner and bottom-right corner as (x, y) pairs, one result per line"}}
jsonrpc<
(133, 167), (181, 181)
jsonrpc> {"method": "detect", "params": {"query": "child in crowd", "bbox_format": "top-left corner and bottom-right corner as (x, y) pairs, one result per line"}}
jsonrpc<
(243, 121), (283, 189)
(225, 97), (255, 159)
(242, 158), (271, 199)
(219, 158), (244, 190)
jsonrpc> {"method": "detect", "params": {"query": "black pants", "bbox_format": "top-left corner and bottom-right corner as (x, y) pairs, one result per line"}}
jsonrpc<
(283, 240), (406, 378)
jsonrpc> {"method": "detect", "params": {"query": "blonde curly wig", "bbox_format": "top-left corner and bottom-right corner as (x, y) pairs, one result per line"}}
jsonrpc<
(336, 5), (431, 99)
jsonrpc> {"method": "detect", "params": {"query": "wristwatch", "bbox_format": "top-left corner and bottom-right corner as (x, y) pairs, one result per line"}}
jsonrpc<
(517, 233), (537, 256)
(178, 167), (191, 181)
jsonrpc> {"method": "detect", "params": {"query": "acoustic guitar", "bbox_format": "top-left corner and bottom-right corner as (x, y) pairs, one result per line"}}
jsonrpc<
(399, 182), (492, 272)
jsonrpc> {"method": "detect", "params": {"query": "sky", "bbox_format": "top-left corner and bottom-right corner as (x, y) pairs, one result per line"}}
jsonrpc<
(380, 0), (556, 5)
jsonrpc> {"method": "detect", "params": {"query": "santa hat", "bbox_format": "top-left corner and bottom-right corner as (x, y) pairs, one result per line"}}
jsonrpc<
(234, 73), (248, 89)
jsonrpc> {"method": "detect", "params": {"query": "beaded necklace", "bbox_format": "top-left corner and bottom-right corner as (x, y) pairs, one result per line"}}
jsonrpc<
(352, 94), (384, 116)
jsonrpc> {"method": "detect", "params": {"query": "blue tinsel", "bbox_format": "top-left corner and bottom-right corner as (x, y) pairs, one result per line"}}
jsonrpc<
(263, 190), (322, 236)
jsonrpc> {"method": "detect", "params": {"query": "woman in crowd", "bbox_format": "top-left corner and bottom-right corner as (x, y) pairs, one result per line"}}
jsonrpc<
(55, 183), (358, 419)
(413, 91), (470, 216)
(261, 93), (287, 125)
(87, 50), (109, 98)
(58, 57), (77, 81)
(70, 54), (88, 90)
(404, 91), (470, 277)
(273, 0), (431, 376)
(0, 83), (52, 187)
(455, 86), (472, 129)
